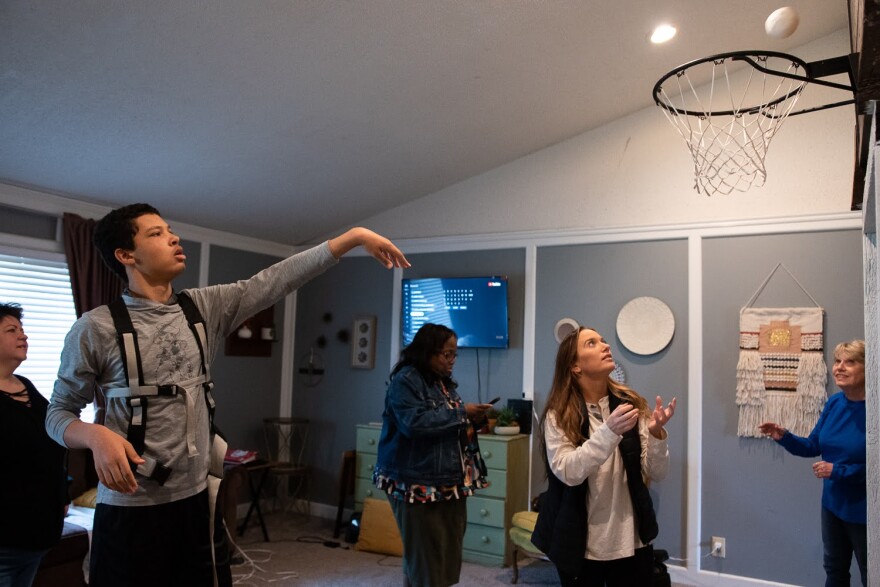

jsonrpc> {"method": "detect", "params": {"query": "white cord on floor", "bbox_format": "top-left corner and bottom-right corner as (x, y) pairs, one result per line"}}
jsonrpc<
(226, 521), (300, 585)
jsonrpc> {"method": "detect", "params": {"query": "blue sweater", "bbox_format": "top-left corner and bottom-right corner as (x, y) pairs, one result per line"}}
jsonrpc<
(777, 392), (866, 524)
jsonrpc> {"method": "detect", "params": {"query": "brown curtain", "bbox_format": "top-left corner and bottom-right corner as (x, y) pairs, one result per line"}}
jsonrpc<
(62, 212), (124, 423)
(62, 212), (123, 318)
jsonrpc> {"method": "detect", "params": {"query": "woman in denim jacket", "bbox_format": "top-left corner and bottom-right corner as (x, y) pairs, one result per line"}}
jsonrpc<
(374, 323), (492, 587)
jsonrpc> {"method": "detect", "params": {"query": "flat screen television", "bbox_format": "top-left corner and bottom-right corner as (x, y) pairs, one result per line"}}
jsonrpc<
(401, 276), (509, 348)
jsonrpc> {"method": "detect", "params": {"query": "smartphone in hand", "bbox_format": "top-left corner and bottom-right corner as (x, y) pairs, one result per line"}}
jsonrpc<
(488, 396), (501, 405)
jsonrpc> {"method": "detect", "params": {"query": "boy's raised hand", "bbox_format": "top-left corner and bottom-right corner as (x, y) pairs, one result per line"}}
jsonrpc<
(329, 227), (411, 269)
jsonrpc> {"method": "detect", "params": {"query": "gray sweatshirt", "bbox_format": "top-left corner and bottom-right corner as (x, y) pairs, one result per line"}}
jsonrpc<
(47, 242), (337, 506)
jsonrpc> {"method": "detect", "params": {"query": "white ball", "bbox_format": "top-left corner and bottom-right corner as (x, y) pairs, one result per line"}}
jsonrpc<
(765, 6), (799, 39)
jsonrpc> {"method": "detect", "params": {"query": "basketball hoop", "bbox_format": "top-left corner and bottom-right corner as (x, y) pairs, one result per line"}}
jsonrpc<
(653, 51), (856, 196)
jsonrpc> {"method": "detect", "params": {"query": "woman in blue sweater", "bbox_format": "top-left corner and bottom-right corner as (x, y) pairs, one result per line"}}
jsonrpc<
(759, 339), (866, 587)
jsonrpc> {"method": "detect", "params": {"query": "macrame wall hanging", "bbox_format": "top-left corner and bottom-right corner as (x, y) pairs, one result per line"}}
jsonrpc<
(736, 263), (827, 438)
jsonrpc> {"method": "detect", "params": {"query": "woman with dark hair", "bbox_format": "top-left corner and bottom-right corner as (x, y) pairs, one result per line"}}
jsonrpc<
(0, 303), (68, 587)
(373, 323), (492, 587)
(760, 339), (867, 586)
(531, 326), (676, 587)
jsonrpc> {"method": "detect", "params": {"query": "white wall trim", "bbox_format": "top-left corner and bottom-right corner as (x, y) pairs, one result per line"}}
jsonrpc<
(0, 232), (63, 255)
(0, 183), (300, 258)
(280, 292), (298, 418)
(522, 244), (537, 401)
(198, 242), (211, 288)
(0, 243), (66, 263)
(522, 244), (538, 510)
(668, 566), (800, 587)
(687, 234), (704, 576)
(372, 212), (861, 254)
(390, 267), (403, 373)
(2, 181), (860, 255)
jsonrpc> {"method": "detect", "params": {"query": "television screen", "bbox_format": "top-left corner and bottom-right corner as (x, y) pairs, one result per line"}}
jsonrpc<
(401, 276), (509, 348)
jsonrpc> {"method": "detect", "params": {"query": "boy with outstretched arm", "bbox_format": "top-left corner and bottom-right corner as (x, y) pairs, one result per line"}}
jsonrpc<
(47, 203), (409, 586)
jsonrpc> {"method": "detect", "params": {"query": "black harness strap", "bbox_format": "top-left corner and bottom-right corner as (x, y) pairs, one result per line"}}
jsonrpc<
(106, 293), (214, 486)
(176, 292), (217, 427)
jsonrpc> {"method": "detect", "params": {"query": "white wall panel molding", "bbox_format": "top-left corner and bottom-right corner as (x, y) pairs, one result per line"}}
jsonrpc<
(0, 183), (298, 258)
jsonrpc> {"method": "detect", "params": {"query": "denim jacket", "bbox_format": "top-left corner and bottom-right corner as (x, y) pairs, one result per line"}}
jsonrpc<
(374, 365), (469, 487)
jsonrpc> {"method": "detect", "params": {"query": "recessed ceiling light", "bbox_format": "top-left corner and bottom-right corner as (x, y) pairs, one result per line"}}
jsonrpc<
(651, 24), (677, 44)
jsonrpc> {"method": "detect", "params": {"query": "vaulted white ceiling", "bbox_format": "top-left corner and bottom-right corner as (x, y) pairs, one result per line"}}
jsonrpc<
(0, 1), (849, 245)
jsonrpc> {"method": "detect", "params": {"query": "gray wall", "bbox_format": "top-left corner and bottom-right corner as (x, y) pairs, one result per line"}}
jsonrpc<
(701, 230), (864, 584)
(403, 249), (526, 405)
(534, 239), (690, 560)
(0, 201), (865, 585)
(292, 256), (398, 503)
(293, 248), (526, 505)
(207, 245), (285, 453)
(290, 229), (863, 584)
(0, 204), (57, 239)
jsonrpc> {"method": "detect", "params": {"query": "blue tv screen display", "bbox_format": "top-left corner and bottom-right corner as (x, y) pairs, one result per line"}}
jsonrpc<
(402, 276), (509, 348)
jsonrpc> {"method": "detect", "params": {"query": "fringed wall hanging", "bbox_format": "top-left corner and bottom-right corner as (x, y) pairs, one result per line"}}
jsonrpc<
(736, 263), (827, 438)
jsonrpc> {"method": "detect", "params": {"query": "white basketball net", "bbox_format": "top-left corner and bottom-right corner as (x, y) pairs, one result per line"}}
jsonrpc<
(655, 54), (807, 196)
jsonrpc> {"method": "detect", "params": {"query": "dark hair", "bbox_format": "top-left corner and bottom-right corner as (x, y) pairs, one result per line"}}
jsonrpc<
(93, 203), (161, 281)
(0, 302), (23, 323)
(391, 323), (457, 389)
(538, 326), (647, 473)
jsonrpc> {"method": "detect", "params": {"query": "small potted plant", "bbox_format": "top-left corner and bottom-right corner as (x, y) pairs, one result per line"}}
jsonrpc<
(485, 407), (499, 433)
(493, 406), (520, 435)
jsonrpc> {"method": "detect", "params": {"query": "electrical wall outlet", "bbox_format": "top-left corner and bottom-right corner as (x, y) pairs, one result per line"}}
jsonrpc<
(711, 536), (726, 558)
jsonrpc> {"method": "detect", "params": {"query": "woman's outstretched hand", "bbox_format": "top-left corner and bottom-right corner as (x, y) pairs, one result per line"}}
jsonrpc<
(648, 396), (676, 439)
(758, 422), (786, 441)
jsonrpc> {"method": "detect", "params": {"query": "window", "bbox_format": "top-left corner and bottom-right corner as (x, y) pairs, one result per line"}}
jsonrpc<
(0, 253), (94, 422)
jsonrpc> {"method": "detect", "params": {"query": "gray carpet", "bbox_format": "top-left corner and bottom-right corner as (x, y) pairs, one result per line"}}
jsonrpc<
(231, 511), (695, 586)
(231, 510), (559, 586)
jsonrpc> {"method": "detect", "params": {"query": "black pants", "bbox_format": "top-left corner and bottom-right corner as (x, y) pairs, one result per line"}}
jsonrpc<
(822, 507), (867, 586)
(90, 489), (232, 587)
(557, 545), (654, 587)
(388, 496), (467, 587)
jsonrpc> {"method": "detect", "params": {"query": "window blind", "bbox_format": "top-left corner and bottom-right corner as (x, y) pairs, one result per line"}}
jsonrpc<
(0, 254), (85, 415)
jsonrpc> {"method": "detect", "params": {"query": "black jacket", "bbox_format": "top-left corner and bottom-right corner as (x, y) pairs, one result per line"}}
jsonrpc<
(531, 394), (658, 576)
(0, 375), (68, 549)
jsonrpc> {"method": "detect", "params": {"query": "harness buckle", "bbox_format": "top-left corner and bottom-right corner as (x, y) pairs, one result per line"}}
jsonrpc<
(151, 463), (173, 486)
(135, 455), (173, 486)
(156, 385), (179, 397)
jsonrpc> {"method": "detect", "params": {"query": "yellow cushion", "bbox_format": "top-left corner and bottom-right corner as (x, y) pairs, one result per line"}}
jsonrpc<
(72, 487), (98, 508)
(355, 497), (403, 557)
(509, 526), (545, 556)
(511, 510), (538, 532)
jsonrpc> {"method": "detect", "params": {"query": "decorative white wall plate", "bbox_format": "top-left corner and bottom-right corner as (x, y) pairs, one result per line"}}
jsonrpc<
(615, 297), (675, 355)
(554, 317), (580, 343)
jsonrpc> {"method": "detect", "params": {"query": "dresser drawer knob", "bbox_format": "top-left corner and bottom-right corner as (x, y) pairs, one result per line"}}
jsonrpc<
(365, 489), (373, 496)
(481, 536), (490, 543)
(368, 438), (376, 445)
(479, 508), (488, 517)
(482, 451), (492, 458)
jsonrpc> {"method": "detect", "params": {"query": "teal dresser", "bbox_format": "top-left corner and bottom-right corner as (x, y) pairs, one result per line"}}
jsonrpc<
(355, 423), (529, 567)
(354, 424), (382, 508)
